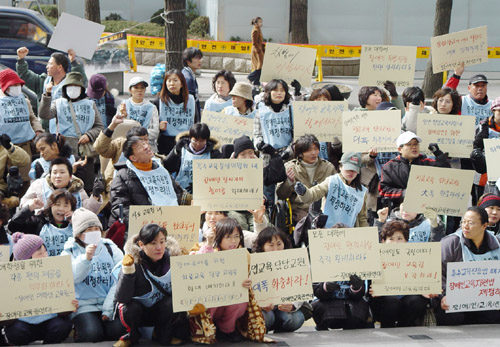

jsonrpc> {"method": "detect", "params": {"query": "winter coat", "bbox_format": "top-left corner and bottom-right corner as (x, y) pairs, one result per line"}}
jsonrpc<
(8, 205), (70, 236)
(0, 144), (30, 195)
(251, 26), (264, 71)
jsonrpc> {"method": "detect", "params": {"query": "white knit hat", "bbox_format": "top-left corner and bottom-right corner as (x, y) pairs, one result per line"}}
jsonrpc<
(71, 207), (102, 237)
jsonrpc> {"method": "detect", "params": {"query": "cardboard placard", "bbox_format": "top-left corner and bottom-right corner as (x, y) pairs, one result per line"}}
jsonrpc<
(342, 110), (401, 152)
(192, 159), (263, 211)
(128, 206), (201, 250)
(417, 113), (475, 158)
(0, 245), (9, 263)
(249, 248), (313, 306)
(48, 12), (105, 59)
(308, 227), (382, 281)
(404, 166), (474, 216)
(0, 256), (75, 321)
(292, 101), (348, 141)
(446, 260), (500, 312)
(202, 110), (253, 145)
(260, 43), (317, 87)
(371, 243), (442, 296)
(171, 248), (249, 312)
(358, 45), (417, 88)
(483, 138), (500, 182)
(431, 26), (488, 74)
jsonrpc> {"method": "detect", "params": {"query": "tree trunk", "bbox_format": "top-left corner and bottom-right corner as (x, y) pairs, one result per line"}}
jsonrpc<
(164, 0), (187, 70)
(422, 0), (453, 98)
(289, 0), (308, 44)
(84, 0), (101, 24)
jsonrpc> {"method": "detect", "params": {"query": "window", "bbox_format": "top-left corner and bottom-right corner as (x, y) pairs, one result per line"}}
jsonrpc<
(0, 17), (49, 44)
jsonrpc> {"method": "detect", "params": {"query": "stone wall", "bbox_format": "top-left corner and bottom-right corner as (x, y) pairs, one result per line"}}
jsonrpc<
(134, 48), (359, 76)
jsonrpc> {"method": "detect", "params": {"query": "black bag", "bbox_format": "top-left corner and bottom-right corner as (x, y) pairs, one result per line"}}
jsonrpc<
(270, 198), (293, 235)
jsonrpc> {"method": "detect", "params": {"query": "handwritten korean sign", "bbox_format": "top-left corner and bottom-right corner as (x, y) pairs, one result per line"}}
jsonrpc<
(342, 110), (400, 152)
(417, 113), (475, 158)
(371, 243), (441, 296)
(249, 248), (313, 306)
(171, 248), (249, 312)
(483, 138), (500, 181)
(308, 227), (382, 281)
(431, 26), (488, 74)
(0, 256), (75, 321)
(358, 45), (417, 88)
(261, 43), (317, 87)
(446, 260), (500, 312)
(404, 166), (474, 217)
(0, 245), (9, 262)
(202, 110), (253, 145)
(128, 206), (201, 250)
(292, 101), (348, 141)
(192, 159), (263, 211)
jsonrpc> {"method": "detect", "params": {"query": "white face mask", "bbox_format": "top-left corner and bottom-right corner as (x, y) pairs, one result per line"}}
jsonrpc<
(7, 85), (22, 97)
(84, 231), (101, 245)
(66, 86), (81, 99)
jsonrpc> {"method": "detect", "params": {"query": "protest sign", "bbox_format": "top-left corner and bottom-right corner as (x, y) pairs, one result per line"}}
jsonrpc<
(0, 245), (9, 263)
(359, 45), (417, 88)
(202, 110), (253, 145)
(417, 113), (475, 158)
(250, 248), (313, 306)
(446, 260), (500, 313)
(193, 159), (263, 211)
(342, 110), (400, 152)
(0, 256), (75, 321)
(171, 248), (249, 312)
(431, 26), (488, 74)
(483, 138), (500, 182)
(371, 243), (441, 296)
(308, 227), (382, 281)
(404, 166), (474, 216)
(261, 43), (317, 87)
(48, 12), (105, 59)
(85, 32), (131, 74)
(292, 101), (348, 141)
(128, 206), (200, 250)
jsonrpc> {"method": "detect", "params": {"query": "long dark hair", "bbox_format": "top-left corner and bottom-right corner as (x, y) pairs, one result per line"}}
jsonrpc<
(263, 79), (290, 106)
(138, 223), (168, 244)
(340, 164), (363, 191)
(432, 87), (461, 114)
(42, 189), (77, 219)
(213, 218), (243, 250)
(159, 69), (189, 112)
(35, 133), (72, 159)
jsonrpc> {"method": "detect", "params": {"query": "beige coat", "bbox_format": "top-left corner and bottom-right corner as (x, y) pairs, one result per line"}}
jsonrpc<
(251, 26), (264, 70)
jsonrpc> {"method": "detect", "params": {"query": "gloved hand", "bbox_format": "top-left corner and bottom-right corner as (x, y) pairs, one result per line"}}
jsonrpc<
(294, 181), (307, 196)
(470, 148), (487, 174)
(291, 79), (302, 96)
(0, 134), (12, 150)
(314, 214), (328, 229)
(428, 143), (444, 157)
(325, 281), (340, 293)
(280, 148), (291, 161)
(92, 176), (105, 197)
(258, 143), (277, 156)
(175, 141), (185, 155)
(349, 274), (363, 291)
(122, 254), (135, 274)
(423, 208), (439, 228)
(384, 81), (398, 98)
(34, 162), (45, 179)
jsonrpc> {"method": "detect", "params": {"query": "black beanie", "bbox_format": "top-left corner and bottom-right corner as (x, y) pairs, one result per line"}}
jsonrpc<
(233, 135), (255, 158)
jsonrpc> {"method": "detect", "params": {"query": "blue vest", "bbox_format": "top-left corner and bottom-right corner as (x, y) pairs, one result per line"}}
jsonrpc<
(461, 95), (492, 126)
(133, 266), (172, 308)
(488, 127), (500, 139)
(176, 147), (210, 191)
(159, 96), (195, 137)
(319, 142), (329, 160)
(408, 219), (431, 243)
(54, 98), (95, 138)
(125, 99), (154, 128)
(323, 174), (367, 228)
(45, 76), (65, 134)
(258, 102), (292, 149)
(454, 230), (500, 261)
(0, 95), (35, 144)
(41, 178), (83, 208)
(224, 105), (256, 119)
(126, 158), (178, 206)
(204, 95), (232, 113)
(29, 155), (76, 180)
(74, 241), (115, 300)
(91, 96), (107, 127)
(40, 223), (73, 257)
(18, 313), (58, 325)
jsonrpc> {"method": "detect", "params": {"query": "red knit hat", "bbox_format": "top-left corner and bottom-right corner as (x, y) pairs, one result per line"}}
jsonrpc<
(0, 68), (24, 92)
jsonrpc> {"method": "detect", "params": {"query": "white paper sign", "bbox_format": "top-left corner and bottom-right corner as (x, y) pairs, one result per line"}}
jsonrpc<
(0, 245), (9, 263)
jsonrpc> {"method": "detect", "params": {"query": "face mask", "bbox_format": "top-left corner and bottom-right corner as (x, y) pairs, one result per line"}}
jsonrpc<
(84, 230), (101, 245)
(66, 86), (81, 99)
(7, 86), (22, 97)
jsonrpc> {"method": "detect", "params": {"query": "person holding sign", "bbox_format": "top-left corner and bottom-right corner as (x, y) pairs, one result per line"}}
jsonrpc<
(477, 193), (500, 235)
(223, 81), (256, 118)
(155, 69), (196, 155)
(435, 206), (500, 325)
(368, 221), (431, 328)
(354, 86), (383, 111)
(113, 224), (189, 346)
(294, 152), (369, 228)
(204, 70), (236, 112)
(253, 227), (306, 333)
(164, 123), (223, 193)
(61, 208), (125, 342)
(401, 86), (434, 133)
(1, 233), (75, 346)
(9, 189), (76, 257)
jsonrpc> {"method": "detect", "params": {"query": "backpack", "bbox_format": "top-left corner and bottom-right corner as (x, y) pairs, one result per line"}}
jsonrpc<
(270, 198), (294, 236)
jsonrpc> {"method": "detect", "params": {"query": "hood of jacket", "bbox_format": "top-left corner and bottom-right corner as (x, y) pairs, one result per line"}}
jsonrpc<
(45, 174), (84, 194)
(175, 130), (221, 151)
(124, 233), (183, 264)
